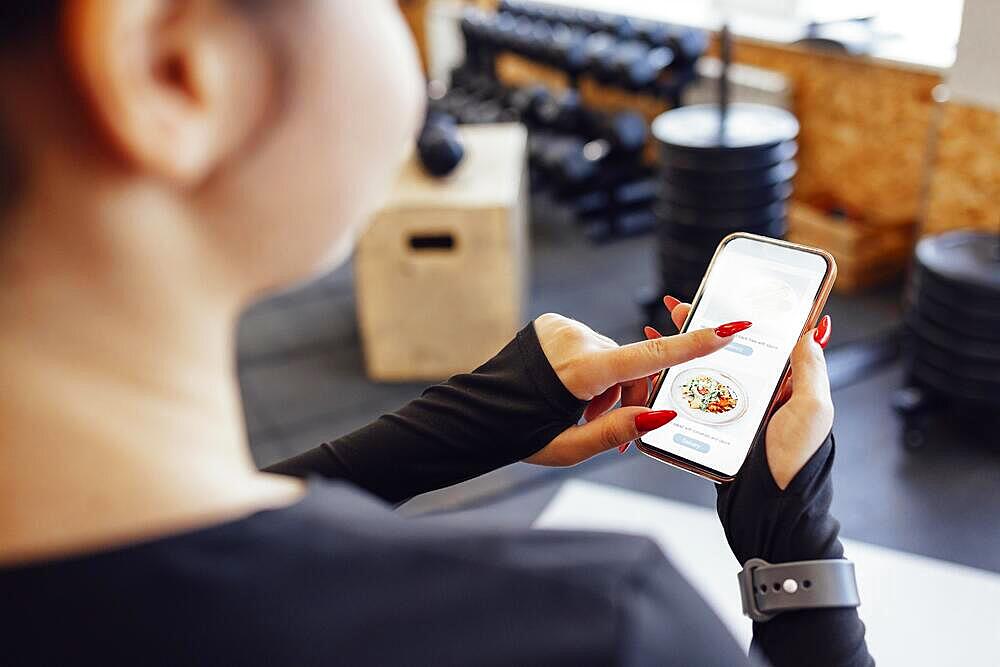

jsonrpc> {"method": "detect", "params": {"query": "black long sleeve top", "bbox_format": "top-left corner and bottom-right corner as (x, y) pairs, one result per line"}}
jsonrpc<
(268, 323), (872, 666)
(2, 324), (872, 666)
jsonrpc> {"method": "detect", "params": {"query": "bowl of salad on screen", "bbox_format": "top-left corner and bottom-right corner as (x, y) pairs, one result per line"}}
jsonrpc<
(669, 368), (749, 425)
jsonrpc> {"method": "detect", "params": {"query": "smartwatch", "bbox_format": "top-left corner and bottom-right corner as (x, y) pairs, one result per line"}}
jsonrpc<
(737, 558), (860, 622)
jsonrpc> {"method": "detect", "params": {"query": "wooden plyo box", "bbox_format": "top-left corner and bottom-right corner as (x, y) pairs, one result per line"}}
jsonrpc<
(787, 201), (914, 292)
(355, 123), (528, 381)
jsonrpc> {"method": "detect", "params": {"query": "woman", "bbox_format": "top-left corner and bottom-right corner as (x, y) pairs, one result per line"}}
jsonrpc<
(0, 1), (871, 665)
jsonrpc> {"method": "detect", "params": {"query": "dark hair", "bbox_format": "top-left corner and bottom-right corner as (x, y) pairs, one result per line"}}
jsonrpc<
(0, 3), (61, 48)
(0, 4), (61, 213)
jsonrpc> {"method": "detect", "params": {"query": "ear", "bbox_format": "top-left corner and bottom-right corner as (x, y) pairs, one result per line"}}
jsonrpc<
(63, 0), (273, 185)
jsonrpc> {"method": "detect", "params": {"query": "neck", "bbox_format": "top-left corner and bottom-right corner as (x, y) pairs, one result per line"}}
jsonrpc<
(0, 178), (301, 565)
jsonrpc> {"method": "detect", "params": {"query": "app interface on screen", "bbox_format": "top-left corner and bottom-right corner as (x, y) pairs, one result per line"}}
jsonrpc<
(645, 238), (828, 477)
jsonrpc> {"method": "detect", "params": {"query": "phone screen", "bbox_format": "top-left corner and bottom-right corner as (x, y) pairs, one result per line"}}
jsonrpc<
(643, 236), (831, 479)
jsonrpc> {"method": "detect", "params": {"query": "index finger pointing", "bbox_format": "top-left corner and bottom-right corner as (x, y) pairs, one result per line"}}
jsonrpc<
(600, 324), (747, 382)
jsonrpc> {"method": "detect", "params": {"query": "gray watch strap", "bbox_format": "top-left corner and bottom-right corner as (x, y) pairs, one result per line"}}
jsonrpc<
(737, 558), (860, 622)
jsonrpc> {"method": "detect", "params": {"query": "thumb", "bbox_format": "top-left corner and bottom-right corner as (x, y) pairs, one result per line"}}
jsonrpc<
(525, 407), (677, 466)
(787, 326), (831, 405)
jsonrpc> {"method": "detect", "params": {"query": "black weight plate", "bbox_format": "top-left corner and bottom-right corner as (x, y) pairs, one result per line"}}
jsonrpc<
(903, 337), (1000, 382)
(915, 231), (1000, 296)
(658, 250), (712, 279)
(658, 250), (709, 272)
(652, 103), (799, 152)
(656, 216), (788, 245)
(904, 323), (1000, 373)
(910, 268), (1000, 319)
(904, 310), (1000, 357)
(653, 199), (788, 227)
(905, 287), (1000, 339)
(659, 160), (797, 191)
(659, 179), (792, 209)
(910, 336), (1000, 378)
(907, 340), (999, 380)
(912, 264), (1000, 313)
(906, 355), (1000, 402)
(659, 238), (714, 264)
(659, 140), (798, 172)
(656, 221), (731, 247)
(658, 257), (711, 285)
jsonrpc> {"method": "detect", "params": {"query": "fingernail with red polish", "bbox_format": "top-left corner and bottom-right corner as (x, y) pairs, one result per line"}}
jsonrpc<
(663, 295), (681, 311)
(813, 314), (831, 349)
(618, 441), (631, 454)
(635, 410), (677, 433)
(644, 325), (662, 339)
(715, 321), (753, 338)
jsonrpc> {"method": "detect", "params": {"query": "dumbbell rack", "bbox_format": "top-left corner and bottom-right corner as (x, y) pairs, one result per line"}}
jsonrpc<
(434, 2), (707, 243)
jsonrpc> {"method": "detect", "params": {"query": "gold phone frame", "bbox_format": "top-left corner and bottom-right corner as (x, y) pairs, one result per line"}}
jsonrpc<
(636, 232), (838, 484)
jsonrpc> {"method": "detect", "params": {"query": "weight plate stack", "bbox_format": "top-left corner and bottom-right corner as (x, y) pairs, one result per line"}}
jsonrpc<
(902, 231), (1000, 408)
(651, 103), (799, 300)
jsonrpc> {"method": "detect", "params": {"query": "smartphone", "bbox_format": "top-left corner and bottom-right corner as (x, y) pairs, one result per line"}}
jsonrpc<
(637, 233), (837, 483)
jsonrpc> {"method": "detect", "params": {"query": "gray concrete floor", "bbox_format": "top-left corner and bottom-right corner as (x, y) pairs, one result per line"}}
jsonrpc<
(237, 202), (1000, 574)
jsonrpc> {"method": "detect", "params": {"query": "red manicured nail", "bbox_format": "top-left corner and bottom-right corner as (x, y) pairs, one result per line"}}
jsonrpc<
(635, 410), (677, 432)
(643, 325), (662, 339)
(715, 321), (753, 338)
(618, 441), (631, 454)
(814, 315), (831, 349)
(663, 295), (681, 311)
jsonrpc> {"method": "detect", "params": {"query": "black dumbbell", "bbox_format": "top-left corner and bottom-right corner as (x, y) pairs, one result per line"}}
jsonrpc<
(620, 43), (674, 90)
(582, 32), (618, 74)
(461, 73), (506, 101)
(583, 110), (647, 154)
(634, 20), (707, 65)
(535, 135), (587, 174)
(535, 89), (584, 133)
(550, 24), (588, 74)
(508, 16), (536, 53)
(459, 9), (497, 74)
(492, 12), (519, 51)
(601, 40), (675, 90)
(508, 85), (553, 126)
(524, 20), (555, 60)
(456, 100), (505, 125)
(571, 182), (655, 221)
(433, 88), (473, 117)
(417, 112), (464, 177)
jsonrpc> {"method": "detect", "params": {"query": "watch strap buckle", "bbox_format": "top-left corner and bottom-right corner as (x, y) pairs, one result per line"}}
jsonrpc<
(737, 557), (860, 623)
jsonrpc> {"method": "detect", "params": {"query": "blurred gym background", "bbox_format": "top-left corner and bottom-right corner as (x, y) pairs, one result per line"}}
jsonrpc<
(238, 2), (998, 660)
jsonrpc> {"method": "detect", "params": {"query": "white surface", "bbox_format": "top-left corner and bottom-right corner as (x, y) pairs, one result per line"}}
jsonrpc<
(535, 480), (1000, 666)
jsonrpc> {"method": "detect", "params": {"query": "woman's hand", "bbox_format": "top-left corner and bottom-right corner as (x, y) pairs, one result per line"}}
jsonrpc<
(663, 297), (834, 489)
(524, 309), (752, 466)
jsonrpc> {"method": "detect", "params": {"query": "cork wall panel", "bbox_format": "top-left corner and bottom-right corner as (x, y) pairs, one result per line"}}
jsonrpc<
(924, 101), (1000, 236)
(721, 40), (941, 225)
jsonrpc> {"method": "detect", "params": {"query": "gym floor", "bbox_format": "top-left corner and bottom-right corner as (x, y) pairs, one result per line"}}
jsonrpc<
(237, 198), (1000, 575)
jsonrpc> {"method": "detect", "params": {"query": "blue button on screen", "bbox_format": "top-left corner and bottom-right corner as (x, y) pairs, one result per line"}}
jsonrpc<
(725, 342), (753, 356)
(673, 433), (711, 453)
